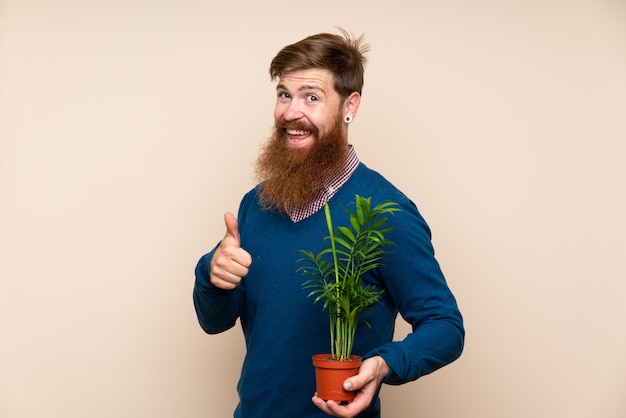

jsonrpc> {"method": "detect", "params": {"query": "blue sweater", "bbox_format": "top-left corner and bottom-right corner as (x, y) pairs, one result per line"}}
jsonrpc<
(194, 163), (464, 417)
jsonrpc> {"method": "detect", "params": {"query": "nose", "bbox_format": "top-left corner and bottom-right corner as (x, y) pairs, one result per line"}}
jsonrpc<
(282, 100), (304, 122)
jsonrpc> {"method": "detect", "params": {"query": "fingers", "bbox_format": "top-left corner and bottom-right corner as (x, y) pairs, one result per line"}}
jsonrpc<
(210, 212), (252, 290)
(312, 394), (363, 418)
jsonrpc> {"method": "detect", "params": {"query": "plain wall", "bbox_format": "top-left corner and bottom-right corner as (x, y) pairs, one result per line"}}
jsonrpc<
(1, 1), (625, 417)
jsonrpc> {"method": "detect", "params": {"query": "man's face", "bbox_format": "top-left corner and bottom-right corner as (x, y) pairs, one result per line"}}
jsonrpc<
(254, 68), (352, 213)
(273, 68), (346, 150)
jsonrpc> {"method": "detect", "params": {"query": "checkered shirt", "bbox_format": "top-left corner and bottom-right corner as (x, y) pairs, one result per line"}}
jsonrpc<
(287, 146), (360, 223)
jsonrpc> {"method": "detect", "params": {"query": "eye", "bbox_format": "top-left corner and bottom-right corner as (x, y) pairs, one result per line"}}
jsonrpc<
(278, 92), (291, 100)
(306, 95), (319, 103)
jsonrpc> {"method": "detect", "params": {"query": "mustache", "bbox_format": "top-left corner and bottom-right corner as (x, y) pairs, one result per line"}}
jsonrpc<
(275, 119), (319, 134)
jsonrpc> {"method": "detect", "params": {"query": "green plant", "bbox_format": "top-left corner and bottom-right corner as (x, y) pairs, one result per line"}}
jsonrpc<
(297, 195), (401, 360)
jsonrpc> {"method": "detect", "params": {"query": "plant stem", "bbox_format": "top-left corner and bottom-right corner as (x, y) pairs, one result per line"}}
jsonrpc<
(324, 203), (343, 359)
(324, 203), (340, 286)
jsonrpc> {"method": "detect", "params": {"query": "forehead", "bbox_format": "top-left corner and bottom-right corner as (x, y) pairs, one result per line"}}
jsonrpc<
(276, 68), (335, 92)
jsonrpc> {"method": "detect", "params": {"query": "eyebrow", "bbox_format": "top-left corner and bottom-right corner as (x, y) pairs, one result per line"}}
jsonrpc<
(276, 83), (326, 95)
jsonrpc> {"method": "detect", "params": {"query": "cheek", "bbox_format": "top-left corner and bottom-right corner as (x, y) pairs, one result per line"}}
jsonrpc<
(273, 101), (291, 123)
(273, 104), (282, 123)
(312, 112), (333, 135)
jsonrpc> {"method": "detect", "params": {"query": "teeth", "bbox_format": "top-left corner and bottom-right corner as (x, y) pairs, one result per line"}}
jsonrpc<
(287, 129), (310, 136)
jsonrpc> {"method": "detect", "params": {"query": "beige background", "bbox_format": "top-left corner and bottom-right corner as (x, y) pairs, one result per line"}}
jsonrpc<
(1, 0), (625, 417)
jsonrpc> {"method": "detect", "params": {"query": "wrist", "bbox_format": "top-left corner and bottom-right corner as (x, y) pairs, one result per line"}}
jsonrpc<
(374, 355), (390, 381)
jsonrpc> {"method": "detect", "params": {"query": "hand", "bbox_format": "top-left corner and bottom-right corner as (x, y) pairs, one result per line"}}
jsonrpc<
(210, 212), (252, 290)
(312, 356), (389, 418)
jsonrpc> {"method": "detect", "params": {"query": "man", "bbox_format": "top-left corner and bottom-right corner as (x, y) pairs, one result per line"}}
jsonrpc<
(193, 29), (464, 418)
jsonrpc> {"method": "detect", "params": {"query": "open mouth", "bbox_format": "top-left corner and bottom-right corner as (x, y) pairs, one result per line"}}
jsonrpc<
(286, 129), (314, 147)
(286, 129), (311, 136)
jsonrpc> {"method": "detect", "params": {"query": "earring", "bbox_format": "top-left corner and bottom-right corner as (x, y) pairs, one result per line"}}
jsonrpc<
(345, 115), (353, 123)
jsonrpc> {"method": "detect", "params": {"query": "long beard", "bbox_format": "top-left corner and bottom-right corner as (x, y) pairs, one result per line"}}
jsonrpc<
(254, 114), (348, 213)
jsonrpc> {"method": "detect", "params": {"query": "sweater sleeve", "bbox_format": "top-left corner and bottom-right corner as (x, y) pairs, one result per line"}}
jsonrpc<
(369, 197), (464, 385)
(192, 247), (242, 334)
(192, 190), (257, 335)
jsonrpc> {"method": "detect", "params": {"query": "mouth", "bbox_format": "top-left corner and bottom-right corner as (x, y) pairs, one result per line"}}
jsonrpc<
(285, 129), (314, 148)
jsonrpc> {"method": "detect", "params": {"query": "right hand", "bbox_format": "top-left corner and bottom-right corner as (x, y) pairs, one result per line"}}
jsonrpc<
(210, 212), (252, 290)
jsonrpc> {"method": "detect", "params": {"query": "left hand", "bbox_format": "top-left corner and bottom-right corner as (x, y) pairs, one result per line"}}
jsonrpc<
(312, 355), (389, 418)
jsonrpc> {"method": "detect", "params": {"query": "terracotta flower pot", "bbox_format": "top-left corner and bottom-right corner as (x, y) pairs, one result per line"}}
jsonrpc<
(312, 354), (362, 403)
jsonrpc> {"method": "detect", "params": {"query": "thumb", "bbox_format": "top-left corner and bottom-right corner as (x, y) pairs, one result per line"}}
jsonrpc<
(223, 212), (240, 243)
(343, 376), (361, 391)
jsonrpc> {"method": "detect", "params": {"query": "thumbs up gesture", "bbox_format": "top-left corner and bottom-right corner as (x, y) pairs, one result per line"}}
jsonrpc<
(210, 212), (252, 290)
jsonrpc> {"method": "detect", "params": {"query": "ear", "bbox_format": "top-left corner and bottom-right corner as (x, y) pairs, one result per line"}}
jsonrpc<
(343, 92), (361, 120)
